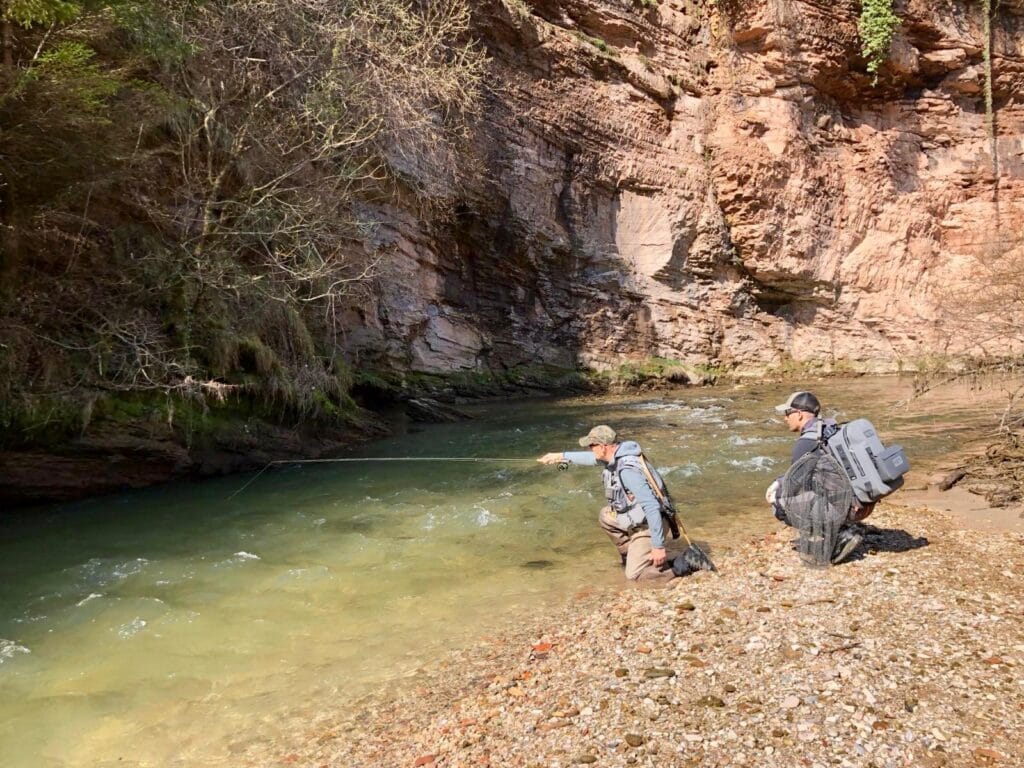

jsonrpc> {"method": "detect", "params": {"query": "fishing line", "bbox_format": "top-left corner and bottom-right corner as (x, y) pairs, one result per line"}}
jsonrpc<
(228, 456), (555, 499)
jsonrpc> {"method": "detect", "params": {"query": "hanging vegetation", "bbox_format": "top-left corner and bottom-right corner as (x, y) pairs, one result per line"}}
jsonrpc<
(982, 0), (996, 176)
(857, 0), (900, 83)
(0, 1), (487, 445)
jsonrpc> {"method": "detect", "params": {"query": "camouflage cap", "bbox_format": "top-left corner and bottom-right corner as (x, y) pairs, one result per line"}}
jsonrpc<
(578, 424), (618, 447)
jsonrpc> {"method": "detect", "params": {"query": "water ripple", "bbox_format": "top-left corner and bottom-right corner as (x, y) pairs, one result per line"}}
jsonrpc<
(117, 618), (147, 639)
(727, 456), (777, 472)
(660, 463), (703, 477)
(474, 507), (494, 526)
(728, 434), (765, 446)
(66, 557), (150, 589)
(0, 639), (30, 663)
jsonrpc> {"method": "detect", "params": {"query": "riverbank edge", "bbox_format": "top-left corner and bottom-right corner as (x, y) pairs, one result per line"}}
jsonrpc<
(250, 492), (1023, 768)
(0, 360), (975, 506)
(1, 364), (594, 506)
(0, 360), (725, 506)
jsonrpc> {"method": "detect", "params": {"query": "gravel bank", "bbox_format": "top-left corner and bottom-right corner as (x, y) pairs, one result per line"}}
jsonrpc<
(258, 504), (1023, 768)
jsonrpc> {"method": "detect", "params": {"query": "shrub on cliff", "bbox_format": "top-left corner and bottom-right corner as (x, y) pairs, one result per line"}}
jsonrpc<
(858, 0), (900, 82)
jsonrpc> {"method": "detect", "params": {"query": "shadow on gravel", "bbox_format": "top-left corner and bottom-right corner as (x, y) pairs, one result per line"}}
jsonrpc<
(849, 524), (930, 561)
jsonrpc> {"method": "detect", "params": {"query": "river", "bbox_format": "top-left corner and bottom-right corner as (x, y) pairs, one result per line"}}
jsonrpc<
(0, 376), (1002, 766)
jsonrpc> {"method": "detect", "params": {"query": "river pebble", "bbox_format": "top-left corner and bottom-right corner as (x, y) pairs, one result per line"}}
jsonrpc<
(241, 505), (1023, 768)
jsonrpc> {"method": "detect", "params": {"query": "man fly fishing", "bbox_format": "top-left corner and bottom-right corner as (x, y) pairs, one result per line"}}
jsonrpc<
(538, 425), (715, 582)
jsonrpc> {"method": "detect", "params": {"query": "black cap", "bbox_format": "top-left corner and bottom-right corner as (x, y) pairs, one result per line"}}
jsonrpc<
(774, 391), (821, 415)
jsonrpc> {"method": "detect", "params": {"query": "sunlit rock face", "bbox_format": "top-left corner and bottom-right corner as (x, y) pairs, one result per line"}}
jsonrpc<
(345, 0), (1024, 376)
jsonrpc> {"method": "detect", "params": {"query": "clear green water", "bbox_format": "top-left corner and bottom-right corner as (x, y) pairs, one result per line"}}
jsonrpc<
(0, 377), (998, 766)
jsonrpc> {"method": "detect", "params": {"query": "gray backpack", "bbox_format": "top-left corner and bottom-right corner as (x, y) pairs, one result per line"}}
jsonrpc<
(823, 419), (909, 504)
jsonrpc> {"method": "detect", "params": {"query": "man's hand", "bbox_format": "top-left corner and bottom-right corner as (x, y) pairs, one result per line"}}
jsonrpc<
(537, 452), (565, 465)
(651, 547), (667, 567)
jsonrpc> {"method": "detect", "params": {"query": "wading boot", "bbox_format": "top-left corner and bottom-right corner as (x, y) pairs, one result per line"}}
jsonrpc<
(831, 527), (863, 564)
(671, 545), (716, 576)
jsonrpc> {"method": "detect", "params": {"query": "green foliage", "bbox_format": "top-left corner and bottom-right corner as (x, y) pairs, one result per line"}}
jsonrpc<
(858, 0), (900, 82)
(0, 1), (182, 220)
(0, 47), (123, 219)
(0, 0), (487, 438)
(110, 1), (194, 67)
(574, 31), (615, 55)
(23, 42), (119, 114)
(2, 0), (79, 27)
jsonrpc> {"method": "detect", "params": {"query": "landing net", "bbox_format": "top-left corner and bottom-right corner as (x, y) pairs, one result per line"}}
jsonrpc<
(778, 450), (853, 567)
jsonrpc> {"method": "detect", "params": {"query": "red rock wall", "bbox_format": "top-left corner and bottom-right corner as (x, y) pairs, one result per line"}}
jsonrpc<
(346, 0), (1024, 375)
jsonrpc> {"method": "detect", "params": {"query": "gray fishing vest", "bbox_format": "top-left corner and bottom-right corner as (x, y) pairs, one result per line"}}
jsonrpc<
(603, 454), (672, 528)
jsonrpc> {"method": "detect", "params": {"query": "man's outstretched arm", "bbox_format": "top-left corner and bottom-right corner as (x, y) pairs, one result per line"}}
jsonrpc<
(537, 451), (598, 466)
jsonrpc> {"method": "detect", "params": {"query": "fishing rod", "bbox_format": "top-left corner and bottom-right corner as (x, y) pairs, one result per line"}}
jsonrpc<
(228, 456), (562, 499)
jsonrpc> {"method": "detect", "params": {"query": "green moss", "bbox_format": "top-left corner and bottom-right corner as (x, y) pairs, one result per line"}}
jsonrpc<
(352, 366), (401, 395)
(766, 355), (837, 379)
(237, 336), (280, 376)
(573, 31), (616, 56)
(399, 365), (595, 399)
(0, 396), (84, 449)
(0, 383), (364, 451)
(599, 357), (719, 387)
(0, 391), (175, 449)
(688, 362), (725, 381)
(276, 304), (317, 362)
(208, 331), (241, 379)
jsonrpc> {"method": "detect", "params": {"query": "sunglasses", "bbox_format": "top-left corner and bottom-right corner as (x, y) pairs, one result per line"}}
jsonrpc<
(784, 409), (798, 416)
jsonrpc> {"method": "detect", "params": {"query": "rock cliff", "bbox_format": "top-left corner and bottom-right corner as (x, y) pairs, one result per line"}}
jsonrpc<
(346, 0), (1024, 376)
(6, 0), (1023, 504)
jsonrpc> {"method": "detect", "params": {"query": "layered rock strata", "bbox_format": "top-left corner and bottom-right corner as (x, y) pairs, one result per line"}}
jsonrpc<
(347, 0), (1024, 375)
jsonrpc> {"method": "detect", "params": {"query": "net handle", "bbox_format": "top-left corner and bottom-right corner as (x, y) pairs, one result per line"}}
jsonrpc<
(638, 454), (692, 547)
